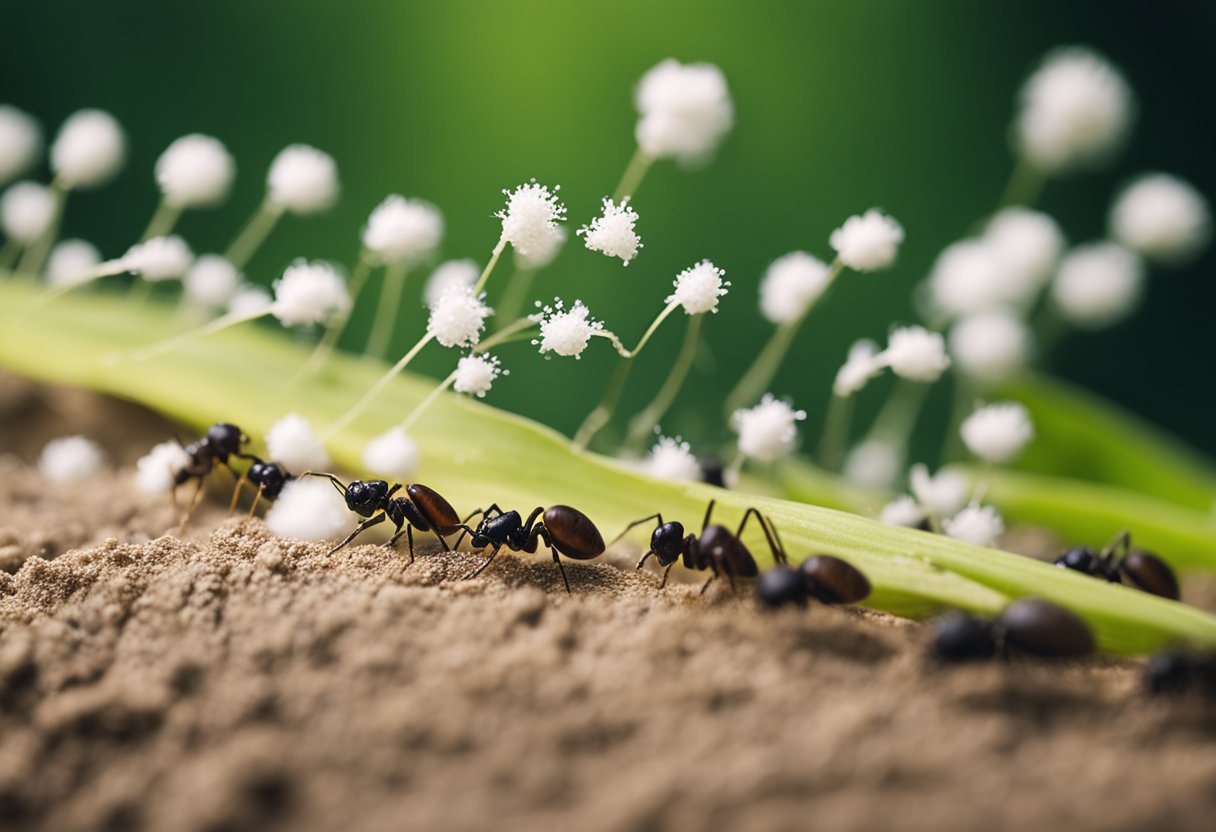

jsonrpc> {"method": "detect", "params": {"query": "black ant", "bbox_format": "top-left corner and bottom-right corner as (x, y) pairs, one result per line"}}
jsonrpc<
(303, 473), (468, 561)
(1144, 650), (1216, 697)
(612, 501), (787, 593)
(1055, 529), (1179, 600)
(929, 598), (1095, 663)
(756, 555), (871, 609)
(174, 422), (253, 527)
(455, 503), (606, 593)
(228, 456), (294, 516)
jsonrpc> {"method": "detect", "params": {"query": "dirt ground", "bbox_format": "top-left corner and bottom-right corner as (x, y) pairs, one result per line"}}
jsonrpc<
(2, 376), (1216, 832)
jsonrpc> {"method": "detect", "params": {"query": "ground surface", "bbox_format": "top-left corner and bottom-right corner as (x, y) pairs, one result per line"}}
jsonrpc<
(1, 377), (1215, 832)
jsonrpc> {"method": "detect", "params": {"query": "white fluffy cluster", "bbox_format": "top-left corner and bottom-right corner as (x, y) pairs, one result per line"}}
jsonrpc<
(843, 438), (901, 489)
(454, 353), (506, 398)
(228, 284), (273, 317)
(1015, 47), (1135, 173)
(909, 464), (969, 518)
(46, 239), (101, 287)
(829, 209), (904, 272)
(497, 179), (567, 255)
(515, 224), (566, 270)
(123, 235), (194, 282)
(155, 134), (235, 208)
(532, 298), (604, 359)
(984, 208), (1065, 302)
(949, 311), (1030, 382)
(668, 259), (729, 315)
(1109, 173), (1211, 266)
(267, 144), (339, 214)
(362, 195), (444, 264)
(1050, 242), (1144, 329)
(423, 259), (479, 307)
(427, 286), (493, 349)
(634, 59), (734, 165)
(644, 436), (703, 482)
(942, 504), (1005, 548)
(578, 197), (642, 265)
(731, 394), (806, 463)
(0, 181), (56, 243)
(926, 239), (1010, 319)
(961, 402), (1034, 464)
(0, 105), (41, 184)
(759, 251), (831, 324)
(266, 413), (330, 472)
(183, 255), (241, 309)
(38, 435), (107, 484)
(880, 495), (925, 528)
(271, 260), (349, 327)
(362, 427), (419, 479)
(833, 339), (882, 397)
(265, 478), (350, 542)
(135, 440), (191, 496)
(51, 109), (126, 189)
(877, 326), (951, 382)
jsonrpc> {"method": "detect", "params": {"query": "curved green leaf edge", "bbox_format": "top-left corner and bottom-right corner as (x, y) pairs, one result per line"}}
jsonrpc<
(2, 276), (1216, 655)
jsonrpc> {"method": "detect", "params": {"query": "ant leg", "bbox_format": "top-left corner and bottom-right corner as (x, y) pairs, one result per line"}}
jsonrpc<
(735, 508), (786, 565)
(609, 513), (665, 548)
(551, 548), (572, 594)
(451, 504), (503, 548)
(406, 525), (415, 565)
(635, 550), (656, 571)
(178, 479), (206, 535)
(329, 513), (386, 555)
(701, 500), (717, 531)
(698, 574), (717, 595)
(227, 473), (248, 515)
(461, 545), (504, 581)
(247, 487), (264, 518)
(659, 563), (674, 589)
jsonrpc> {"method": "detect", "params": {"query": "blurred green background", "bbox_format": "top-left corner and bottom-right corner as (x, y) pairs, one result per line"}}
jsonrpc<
(4, 0), (1214, 457)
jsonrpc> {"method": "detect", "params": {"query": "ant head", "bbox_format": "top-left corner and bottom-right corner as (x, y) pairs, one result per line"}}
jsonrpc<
(650, 521), (685, 565)
(345, 479), (389, 516)
(249, 462), (289, 497)
(204, 422), (247, 459)
(1055, 546), (1102, 576)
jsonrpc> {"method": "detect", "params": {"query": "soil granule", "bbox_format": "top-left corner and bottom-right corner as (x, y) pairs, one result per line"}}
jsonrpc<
(1, 379), (1215, 832)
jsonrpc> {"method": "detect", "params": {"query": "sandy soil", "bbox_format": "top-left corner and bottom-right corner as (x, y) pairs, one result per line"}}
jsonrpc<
(2, 377), (1216, 832)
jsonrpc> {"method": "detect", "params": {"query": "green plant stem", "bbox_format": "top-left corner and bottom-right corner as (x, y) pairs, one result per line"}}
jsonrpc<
(474, 238), (507, 294)
(494, 266), (538, 327)
(602, 301), (679, 359)
(297, 256), (375, 380)
(998, 156), (1047, 209)
(320, 332), (435, 441)
(612, 147), (655, 202)
(365, 260), (408, 359)
(16, 180), (67, 276)
(625, 313), (703, 448)
(224, 199), (284, 271)
(478, 316), (538, 352)
(122, 307), (267, 363)
(138, 200), (183, 242)
(941, 374), (978, 463)
(724, 259), (845, 416)
(816, 393), (854, 472)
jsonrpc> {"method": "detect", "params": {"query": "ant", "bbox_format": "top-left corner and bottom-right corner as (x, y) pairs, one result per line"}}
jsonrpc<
(174, 422), (254, 527)
(455, 504), (606, 593)
(303, 473), (468, 561)
(1055, 529), (1179, 600)
(756, 555), (871, 609)
(929, 598), (1095, 663)
(1144, 650), (1216, 697)
(612, 500), (787, 593)
(228, 456), (294, 516)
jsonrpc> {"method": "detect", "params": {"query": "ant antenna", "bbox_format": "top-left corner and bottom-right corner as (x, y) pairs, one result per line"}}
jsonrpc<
(302, 471), (348, 496)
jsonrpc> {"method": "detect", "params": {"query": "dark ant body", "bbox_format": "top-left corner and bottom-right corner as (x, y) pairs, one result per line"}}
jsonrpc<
(229, 456), (294, 515)
(173, 422), (253, 528)
(304, 473), (466, 561)
(930, 598), (1095, 663)
(1056, 530), (1180, 600)
(756, 555), (871, 609)
(1144, 650), (1216, 697)
(613, 501), (786, 592)
(457, 504), (606, 593)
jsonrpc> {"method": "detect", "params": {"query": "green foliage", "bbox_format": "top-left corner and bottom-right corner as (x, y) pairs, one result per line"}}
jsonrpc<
(3, 275), (1216, 655)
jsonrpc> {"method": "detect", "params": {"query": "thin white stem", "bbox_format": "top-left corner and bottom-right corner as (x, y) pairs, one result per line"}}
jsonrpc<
(816, 392), (854, 472)
(32, 259), (134, 306)
(119, 307), (268, 363)
(138, 200), (183, 242)
(598, 301), (679, 358)
(625, 313), (703, 448)
(493, 266), (538, 327)
(320, 332), (435, 441)
(295, 254), (375, 381)
(365, 260), (407, 358)
(224, 199), (284, 271)
(473, 237), (507, 295)
(401, 370), (458, 431)
(16, 180), (67, 276)
(612, 147), (655, 203)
